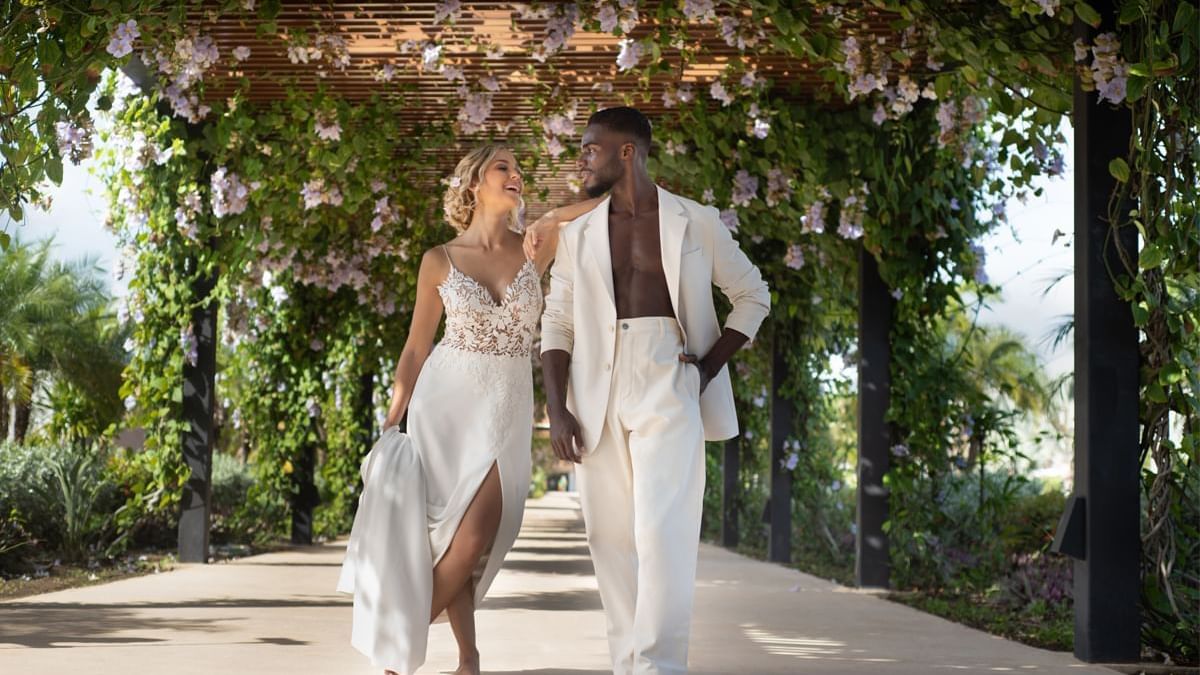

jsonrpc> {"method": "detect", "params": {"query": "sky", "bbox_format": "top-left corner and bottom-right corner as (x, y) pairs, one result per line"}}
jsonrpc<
(6, 131), (1076, 379)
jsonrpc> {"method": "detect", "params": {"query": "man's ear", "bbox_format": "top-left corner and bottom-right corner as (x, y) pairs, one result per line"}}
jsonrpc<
(620, 142), (636, 160)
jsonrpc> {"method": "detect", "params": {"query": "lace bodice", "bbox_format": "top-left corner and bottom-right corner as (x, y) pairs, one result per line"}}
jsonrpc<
(436, 251), (542, 358)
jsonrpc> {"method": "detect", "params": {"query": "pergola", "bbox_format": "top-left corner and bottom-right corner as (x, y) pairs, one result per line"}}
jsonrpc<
(118, 1), (1139, 663)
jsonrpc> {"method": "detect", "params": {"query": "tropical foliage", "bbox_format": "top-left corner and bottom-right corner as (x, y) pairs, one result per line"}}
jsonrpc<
(0, 0), (1194, 661)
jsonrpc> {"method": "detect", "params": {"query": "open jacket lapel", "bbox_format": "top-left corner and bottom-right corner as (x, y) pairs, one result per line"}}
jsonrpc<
(583, 196), (616, 309)
(657, 186), (688, 322)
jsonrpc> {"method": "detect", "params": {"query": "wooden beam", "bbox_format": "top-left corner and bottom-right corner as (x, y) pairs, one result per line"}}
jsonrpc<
(856, 244), (892, 588)
(1065, 0), (1140, 660)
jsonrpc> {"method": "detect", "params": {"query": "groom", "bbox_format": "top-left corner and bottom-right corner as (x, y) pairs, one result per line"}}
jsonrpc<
(537, 106), (770, 674)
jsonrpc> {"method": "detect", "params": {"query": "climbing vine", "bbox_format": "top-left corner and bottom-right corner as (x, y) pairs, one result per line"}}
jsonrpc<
(7, 0), (1195, 660)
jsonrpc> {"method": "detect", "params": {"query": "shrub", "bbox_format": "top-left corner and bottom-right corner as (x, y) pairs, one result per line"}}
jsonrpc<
(0, 442), (123, 565)
(210, 452), (256, 544)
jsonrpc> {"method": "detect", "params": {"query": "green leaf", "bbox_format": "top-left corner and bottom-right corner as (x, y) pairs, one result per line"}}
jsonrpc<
(1075, 2), (1103, 27)
(46, 157), (63, 184)
(1117, 2), (1142, 25)
(0, 230), (9, 250)
(1108, 157), (1130, 182)
(1139, 243), (1164, 270)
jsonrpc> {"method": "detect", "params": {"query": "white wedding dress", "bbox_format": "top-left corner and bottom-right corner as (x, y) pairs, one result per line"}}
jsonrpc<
(337, 250), (540, 674)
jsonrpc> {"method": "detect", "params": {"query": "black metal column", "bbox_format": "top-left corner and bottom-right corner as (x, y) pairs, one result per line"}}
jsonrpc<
(291, 442), (319, 545)
(178, 271), (217, 563)
(856, 245), (892, 588)
(722, 435), (740, 548)
(358, 370), (375, 458)
(1066, 0), (1140, 660)
(768, 337), (792, 563)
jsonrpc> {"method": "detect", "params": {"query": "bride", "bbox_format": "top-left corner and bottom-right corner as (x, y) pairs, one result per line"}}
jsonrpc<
(337, 144), (600, 675)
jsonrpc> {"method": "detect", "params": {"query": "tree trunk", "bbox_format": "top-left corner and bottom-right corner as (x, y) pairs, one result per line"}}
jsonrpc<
(13, 373), (33, 444)
(0, 385), (8, 443)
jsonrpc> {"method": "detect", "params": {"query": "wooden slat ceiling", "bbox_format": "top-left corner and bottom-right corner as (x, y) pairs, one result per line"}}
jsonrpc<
(180, 1), (897, 213)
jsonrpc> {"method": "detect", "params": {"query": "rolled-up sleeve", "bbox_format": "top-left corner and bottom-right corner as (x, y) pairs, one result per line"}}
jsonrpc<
(708, 206), (770, 341)
(540, 228), (576, 355)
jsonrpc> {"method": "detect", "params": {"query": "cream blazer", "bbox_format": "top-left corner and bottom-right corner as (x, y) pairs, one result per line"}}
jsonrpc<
(541, 186), (771, 453)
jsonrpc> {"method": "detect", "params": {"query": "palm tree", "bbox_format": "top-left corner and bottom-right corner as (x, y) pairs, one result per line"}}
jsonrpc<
(0, 237), (119, 444)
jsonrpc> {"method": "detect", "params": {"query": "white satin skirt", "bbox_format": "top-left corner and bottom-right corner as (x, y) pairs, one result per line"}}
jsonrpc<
(336, 345), (534, 674)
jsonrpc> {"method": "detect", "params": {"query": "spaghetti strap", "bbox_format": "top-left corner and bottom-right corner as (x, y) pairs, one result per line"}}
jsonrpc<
(441, 245), (455, 269)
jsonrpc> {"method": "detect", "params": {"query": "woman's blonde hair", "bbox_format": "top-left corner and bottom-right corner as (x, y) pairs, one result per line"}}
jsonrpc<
(443, 144), (523, 234)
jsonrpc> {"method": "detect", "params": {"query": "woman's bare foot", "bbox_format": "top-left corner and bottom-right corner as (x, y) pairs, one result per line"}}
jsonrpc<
(453, 650), (481, 675)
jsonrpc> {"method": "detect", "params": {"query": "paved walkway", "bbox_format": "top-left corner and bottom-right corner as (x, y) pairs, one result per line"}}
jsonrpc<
(1, 492), (1113, 674)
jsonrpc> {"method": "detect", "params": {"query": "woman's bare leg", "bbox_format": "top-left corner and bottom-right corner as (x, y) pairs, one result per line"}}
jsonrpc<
(446, 582), (480, 674)
(428, 462), (501, 673)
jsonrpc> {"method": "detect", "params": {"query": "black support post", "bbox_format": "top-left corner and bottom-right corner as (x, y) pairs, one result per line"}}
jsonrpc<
(856, 245), (892, 588)
(291, 442), (319, 545)
(768, 337), (792, 563)
(1064, 0), (1140, 660)
(178, 271), (217, 563)
(722, 435), (740, 548)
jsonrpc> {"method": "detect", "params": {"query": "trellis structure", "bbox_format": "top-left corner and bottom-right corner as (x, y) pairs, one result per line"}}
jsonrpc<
(30, 0), (1159, 664)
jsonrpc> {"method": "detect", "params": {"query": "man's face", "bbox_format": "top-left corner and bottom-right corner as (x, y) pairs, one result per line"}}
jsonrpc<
(578, 125), (627, 198)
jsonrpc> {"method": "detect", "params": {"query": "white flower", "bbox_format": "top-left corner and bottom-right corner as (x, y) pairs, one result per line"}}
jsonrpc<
(210, 167), (250, 217)
(664, 139), (688, 156)
(891, 443), (910, 457)
(710, 80), (734, 106)
(682, 0), (717, 22)
(873, 103), (888, 125)
(233, 46), (251, 61)
(1034, 0), (1059, 16)
(719, 208), (740, 232)
(434, 0), (462, 23)
(784, 244), (805, 270)
(480, 75), (501, 92)
(702, 188), (715, 204)
(106, 20), (139, 58)
(315, 115), (342, 142)
(597, 4), (620, 32)
(546, 136), (567, 158)
(751, 117), (771, 139)
(55, 120), (93, 163)
(449, 175), (463, 188)
(422, 43), (443, 70)
(124, 395), (137, 411)
(375, 63), (397, 82)
(1073, 38), (1089, 62)
(617, 39), (643, 71)
(731, 170), (758, 207)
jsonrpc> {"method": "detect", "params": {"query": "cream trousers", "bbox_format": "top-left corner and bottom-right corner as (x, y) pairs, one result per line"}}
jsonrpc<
(577, 317), (706, 675)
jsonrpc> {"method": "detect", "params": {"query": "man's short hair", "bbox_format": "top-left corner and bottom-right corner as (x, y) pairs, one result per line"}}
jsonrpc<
(587, 106), (652, 155)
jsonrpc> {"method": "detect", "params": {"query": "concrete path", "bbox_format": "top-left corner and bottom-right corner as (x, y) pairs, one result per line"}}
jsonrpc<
(0, 492), (1114, 674)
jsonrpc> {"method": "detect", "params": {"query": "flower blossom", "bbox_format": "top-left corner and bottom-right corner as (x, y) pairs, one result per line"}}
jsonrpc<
(710, 80), (734, 106)
(719, 209), (740, 232)
(107, 20), (139, 58)
(784, 244), (805, 270)
(434, 0), (461, 23)
(617, 39), (643, 71)
(682, 0), (717, 22)
(314, 115), (342, 142)
(55, 120), (93, 163)
(211, 167), (251, 217)
(731, 170), (758, 207)
(765, 168), (793, 206)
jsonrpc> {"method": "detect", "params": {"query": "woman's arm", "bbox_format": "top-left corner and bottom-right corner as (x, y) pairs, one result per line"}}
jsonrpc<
(381, 248), (447, 428)
(525, 196), (606, 274)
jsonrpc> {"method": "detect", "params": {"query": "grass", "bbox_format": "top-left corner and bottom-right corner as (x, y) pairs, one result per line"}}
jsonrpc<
(0, 552), (177, 600)
(718, 535), (1073, 653)
(887, 589), (1073, 652)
